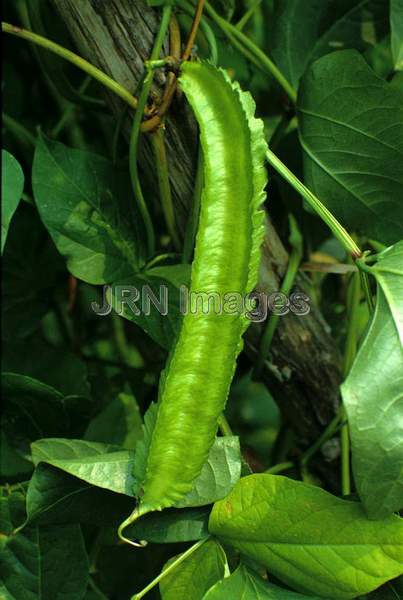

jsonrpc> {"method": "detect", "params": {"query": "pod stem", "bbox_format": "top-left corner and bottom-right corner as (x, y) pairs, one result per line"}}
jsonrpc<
(117, 508), (148, 549)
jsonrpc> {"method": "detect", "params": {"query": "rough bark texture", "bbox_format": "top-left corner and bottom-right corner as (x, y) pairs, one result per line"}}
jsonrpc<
(52, 0), (342, 447)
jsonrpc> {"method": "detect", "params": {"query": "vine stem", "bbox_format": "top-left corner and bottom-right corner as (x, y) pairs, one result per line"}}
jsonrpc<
(132, 538), (209, 600)
(150, 128), (181, 250)
(340, 271), (361, 496)
(182, 0), (206, 60)
(265, 149), (362, 258)
(143, 0), (207, 133)
(202, 2), (297, 103)
(2, 22), (138, 110)
(178, 0), (218, 64)
(254, 215), (303, 378)
(129, 4), (172, 258)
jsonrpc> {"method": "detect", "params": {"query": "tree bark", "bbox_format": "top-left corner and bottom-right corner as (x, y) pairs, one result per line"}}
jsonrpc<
(51, 0), (342, 448)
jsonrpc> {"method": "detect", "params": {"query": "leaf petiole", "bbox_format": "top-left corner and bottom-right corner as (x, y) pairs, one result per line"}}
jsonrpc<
(265, 148), (362, 258)
(132, 538), (209, 599)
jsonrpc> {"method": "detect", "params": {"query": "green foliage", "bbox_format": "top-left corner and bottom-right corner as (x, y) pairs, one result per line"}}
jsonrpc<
(203, 564), (322, 599)
(127, 506), (210, 543)
(342, 243), (403, 519)
(270, 0), (389, 89)
(209, 474), (403, 599)
(1, 489), (89, 600)
(1, 150), (24, 253)
(32, 136), (142, 283)
(298, 50), (403, 245)
(109, 265), (188, 350)
(159, 539), (226, 600)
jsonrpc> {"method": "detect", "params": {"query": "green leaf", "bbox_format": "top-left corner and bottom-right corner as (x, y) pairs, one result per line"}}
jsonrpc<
(1, 150), (24, 254)
(1, 204), (64, 340)
(2, 373), (69, 455)
(84, 392), (142, 449)
(370, 241), (403, 342)
(175, 436), (242, 508)
(0, 489), (89, 600)
(203, 564), (322, 599)
(32, 136), (141, 284)
(30, 435), (240, 509)
(342, 291), (403, 519)
(209, 474), (403, 599)
(26, 463), (134, 527)
(109, 265), (187, 350)
(298, 50), (403, 245)
(159, 539), (226, 600)
(391, 0), (403, 70)
(271, 0), (389, 89)
(31, 438), (136, 496)
(126, 506), (210, 543)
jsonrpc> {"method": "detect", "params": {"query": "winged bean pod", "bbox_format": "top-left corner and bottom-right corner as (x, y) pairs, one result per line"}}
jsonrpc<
(133, 62), (268, 518)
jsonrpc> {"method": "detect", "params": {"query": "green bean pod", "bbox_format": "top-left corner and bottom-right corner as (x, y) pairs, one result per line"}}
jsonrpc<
(134, 62), (267, 516)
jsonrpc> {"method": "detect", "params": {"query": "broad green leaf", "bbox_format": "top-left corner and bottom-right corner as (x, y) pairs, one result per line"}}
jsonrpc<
(32, 136), (141, 284)
(84, 393), (142, 449)
(31, 436), (241, 507)
(342, 290), (403, 519)
(159, 539), (226, 600)
(271, 0), (389, 89)
(370, 241), (403, 342)
(391, 0), (403, 70)
(31, 438), (135, 496)
(1, 204), (64, 339)
(203, 564), (322, 599)
(209, 474), (403, 599)
(26, 463), (133, 527)
(126, 506), (210, 543)
(0, 489), (89, 600)
(1, 150), (24, 253)
(298, 50), (403, 245)
(2, 373), (68, 455)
